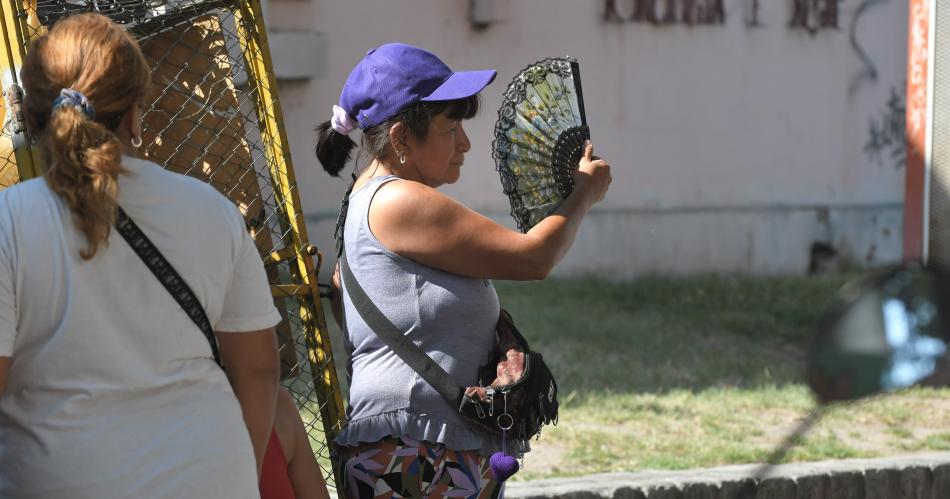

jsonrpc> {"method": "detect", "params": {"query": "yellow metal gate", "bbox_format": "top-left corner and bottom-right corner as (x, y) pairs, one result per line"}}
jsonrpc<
(0, 0), (345, 489)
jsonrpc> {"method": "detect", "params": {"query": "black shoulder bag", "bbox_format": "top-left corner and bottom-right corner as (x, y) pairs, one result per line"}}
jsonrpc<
(339, 250), (558, 445)
(114, 206), (221, 366)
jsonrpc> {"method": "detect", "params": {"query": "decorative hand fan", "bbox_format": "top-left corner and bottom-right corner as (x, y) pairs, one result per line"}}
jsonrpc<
(492, 57), (589, 233)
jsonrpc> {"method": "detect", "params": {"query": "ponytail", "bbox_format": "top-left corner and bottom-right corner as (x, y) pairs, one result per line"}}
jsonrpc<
(314, 120), (357, 177)
(43, 105), (125, 260)
(20, 13), (150, 260)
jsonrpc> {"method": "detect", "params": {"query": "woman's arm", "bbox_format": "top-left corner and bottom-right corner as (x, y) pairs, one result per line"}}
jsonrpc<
(330, 263), (345, 329)
(276, 389), (331, 499)
(217, 328), (280, 476)
(370, 142), (611, 280)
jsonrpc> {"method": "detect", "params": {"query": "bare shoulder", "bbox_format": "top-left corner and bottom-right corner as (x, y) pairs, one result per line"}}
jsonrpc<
(370, 179), (465, 228)
(372, 179), (457, 209)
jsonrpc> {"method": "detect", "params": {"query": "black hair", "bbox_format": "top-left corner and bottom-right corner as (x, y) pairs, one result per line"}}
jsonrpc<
(314, 94), (480, 177)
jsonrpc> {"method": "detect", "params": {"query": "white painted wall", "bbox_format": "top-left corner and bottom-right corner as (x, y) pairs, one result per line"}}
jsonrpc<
(268, 0), (909, 278)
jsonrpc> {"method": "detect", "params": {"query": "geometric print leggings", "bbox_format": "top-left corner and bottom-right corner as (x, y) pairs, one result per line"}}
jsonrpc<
(337, 436), (503, 498)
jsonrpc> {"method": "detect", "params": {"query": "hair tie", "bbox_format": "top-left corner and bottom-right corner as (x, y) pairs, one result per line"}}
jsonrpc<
(52, 88), (95, 120)
(330, 105), (357, 135)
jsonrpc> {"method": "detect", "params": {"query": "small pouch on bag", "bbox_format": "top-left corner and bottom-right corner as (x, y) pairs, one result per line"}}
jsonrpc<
(458, 310), (559, 441)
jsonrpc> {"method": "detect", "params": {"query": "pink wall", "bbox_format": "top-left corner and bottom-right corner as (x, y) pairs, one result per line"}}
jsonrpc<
(269, 0), (909, 277)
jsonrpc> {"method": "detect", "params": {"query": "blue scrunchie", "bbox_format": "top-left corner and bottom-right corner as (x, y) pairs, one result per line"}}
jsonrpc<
(51, 88), (95, 120)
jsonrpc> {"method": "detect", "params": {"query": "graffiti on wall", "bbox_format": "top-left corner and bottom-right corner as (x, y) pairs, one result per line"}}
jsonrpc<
(849, 0), (888, 96)
(865, 87), (906, 170)
(789, 0), (841, 34)
(604, 0), (725, 26)
(603, 0), (849, 31)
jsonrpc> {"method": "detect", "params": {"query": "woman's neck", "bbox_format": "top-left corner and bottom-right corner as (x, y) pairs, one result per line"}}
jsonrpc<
(363, 158), (423, 184)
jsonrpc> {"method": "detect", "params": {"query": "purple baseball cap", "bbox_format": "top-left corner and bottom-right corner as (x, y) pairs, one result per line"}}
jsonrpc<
(339, 43), (497, 130)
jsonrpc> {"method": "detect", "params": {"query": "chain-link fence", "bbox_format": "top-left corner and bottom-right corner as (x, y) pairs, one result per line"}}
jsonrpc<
(0, 0), (344, 490)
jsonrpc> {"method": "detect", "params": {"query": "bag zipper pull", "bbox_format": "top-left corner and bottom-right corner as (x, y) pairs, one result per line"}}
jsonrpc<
(487, 388), (495, 416)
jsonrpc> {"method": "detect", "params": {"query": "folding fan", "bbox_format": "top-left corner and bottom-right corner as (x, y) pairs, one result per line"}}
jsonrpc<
(492, 57), (589, 233)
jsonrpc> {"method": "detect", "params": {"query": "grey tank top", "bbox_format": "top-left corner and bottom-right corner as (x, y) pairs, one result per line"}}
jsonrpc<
(335, 175), (503, 454)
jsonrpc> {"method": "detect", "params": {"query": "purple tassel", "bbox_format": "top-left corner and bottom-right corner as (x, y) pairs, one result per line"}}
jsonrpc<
(492, 402), (519, 481)
(489, 451), (519, 482)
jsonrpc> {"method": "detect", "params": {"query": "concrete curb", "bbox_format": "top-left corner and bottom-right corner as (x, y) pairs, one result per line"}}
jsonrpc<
(504, 452), (950, 498)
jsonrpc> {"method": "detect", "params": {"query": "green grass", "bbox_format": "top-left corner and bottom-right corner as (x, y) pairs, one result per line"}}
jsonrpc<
(922, 432), (950, 451)
(490, 275), (950, 479)
(494, 274), (850, 397)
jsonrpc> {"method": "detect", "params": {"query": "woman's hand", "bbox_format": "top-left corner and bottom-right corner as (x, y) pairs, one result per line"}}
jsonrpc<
(573, 140), (612, 207)
(276, 388), (332, 499)
(491, 348), (525, 387)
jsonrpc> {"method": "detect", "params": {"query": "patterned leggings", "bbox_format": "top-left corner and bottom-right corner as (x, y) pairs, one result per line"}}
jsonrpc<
(337, 436), (503, 498)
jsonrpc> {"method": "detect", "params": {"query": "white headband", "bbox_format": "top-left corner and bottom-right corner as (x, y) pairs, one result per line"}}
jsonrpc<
(331, 105), (358, 135)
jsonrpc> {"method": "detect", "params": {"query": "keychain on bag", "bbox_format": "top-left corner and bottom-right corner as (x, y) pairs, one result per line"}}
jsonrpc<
(488, 391), (520, 482)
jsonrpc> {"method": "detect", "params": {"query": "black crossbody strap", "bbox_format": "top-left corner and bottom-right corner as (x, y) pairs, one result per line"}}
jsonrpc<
(115, 206), (222, 367)
(339, 250), (464, 408)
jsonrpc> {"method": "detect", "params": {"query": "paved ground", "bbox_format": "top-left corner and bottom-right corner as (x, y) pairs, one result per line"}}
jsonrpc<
(504, 452), (950, 498)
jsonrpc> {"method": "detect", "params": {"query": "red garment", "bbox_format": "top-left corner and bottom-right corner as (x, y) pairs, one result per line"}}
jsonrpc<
(259, 428), (295, 499)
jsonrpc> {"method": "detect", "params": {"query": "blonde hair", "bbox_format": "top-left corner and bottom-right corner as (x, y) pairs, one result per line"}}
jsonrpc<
(21, 13), (150, 259)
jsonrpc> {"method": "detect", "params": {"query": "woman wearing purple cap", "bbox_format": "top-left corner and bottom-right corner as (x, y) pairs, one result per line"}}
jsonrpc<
(316, 43), (611, 497)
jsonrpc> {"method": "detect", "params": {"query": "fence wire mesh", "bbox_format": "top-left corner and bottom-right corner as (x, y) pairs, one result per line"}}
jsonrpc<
(0, 140), (17, 189)
(0, 0), (344, 489)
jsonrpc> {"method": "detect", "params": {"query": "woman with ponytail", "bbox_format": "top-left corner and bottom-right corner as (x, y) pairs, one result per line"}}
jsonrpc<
(0, 14), (282, 497)
(322, 43), (612, 497)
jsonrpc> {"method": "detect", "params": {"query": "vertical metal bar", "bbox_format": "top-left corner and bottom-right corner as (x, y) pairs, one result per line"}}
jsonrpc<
(231, 0), (346, 481)
(0, 0), (40, 181)
(905, 0), (932, 262)
(10, 0), (47, 50)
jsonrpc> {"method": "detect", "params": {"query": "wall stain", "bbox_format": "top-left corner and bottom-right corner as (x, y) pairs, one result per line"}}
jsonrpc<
(865, 86), (906, 170)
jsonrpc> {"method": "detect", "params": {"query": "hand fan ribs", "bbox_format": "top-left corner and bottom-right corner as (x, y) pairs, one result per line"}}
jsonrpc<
(492, 57), (590, 233)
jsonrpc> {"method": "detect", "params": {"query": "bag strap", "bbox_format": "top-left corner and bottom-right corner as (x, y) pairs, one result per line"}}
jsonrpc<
(339, 250), (465, 408)
(114, 206), (222, 367)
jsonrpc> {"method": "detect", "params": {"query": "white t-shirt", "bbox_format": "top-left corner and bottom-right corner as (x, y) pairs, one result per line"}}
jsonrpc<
(0, 156), (282, 498)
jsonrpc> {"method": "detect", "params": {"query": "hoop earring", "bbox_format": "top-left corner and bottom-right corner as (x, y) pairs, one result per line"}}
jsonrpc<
(398, 152), (406, 164)
(131, 135), (143, 149)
